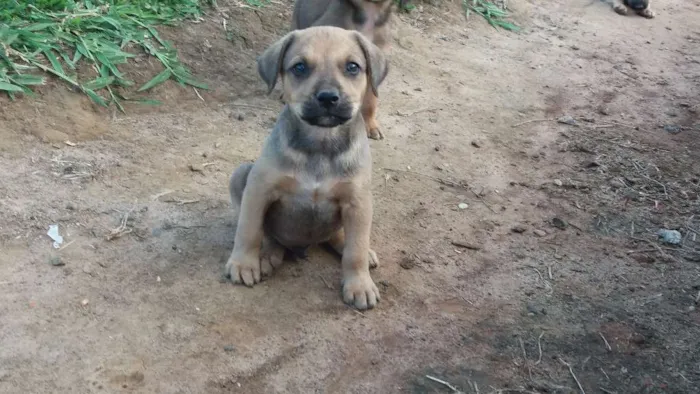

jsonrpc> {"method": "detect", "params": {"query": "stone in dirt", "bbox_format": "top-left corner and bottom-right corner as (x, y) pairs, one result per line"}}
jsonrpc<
(557, 115), (577, 126)
(511, 225), (527, 234)
(656, 229), (681, 245)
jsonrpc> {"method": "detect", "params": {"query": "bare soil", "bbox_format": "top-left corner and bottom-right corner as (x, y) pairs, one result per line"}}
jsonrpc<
(1, 0), (699, 393)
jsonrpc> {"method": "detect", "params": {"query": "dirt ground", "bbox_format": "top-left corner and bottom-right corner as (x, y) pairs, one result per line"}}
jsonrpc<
(1, 0), (699, 392)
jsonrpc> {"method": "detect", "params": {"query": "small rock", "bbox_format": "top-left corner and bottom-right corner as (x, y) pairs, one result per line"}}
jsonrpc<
(599, 107), (611, 116)
(657, 229), (681, 245)
(458, 203), (469, 210)
(224, 345), (236, 352)
(552, 217), (568, 230)
(82, 264), (93, 275)
(553, 179), (563, 187)
(688, 305), (696, 312)
(237, 114), (244, 121)
(414, 87), (423, 92)
(526, 304), (539, 315)
(533, 229), (547, 237)
(629, 333), (645, 345)
(399, 256), (416, 270)
(66, 203), (76, 211)
(663, 124), (681, 134)
(49, 256), (64, 267)
(511, 225), (527, 234)
(471, 140), (481, 148)
(81, 299), (89, 306)
(189, 163), (204, 172)
(571, 45), (580, 50)
(557, 115), (577, 126)
(214, 142), (221, 148)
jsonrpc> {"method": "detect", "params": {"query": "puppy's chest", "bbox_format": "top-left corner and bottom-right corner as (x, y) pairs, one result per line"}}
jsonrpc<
(278, 175), (345, 207)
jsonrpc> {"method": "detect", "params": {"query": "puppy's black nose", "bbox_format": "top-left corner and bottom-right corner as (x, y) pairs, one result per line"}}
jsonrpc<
(316, 90), (340, 108)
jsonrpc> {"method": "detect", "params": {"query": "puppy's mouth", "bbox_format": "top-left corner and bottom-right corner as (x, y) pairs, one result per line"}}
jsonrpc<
(300, 101), (354, 128)
(302, 114), (352, 127)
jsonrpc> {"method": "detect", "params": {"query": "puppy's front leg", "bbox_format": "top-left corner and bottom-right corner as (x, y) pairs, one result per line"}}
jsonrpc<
(226, 171), (274, 287)
(340, 190), (380, 310)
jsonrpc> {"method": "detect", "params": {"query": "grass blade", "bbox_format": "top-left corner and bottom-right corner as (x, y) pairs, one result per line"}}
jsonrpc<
(138, 69), (172, 92)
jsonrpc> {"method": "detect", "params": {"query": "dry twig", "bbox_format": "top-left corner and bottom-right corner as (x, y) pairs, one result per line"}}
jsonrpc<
(559, 358), (586, 394)
(599, 332), (612, 352)
(106, 208), (134, 241)
(425, 375), (463, 393)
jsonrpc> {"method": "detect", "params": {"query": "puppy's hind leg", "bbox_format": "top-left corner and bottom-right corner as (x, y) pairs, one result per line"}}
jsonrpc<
(327, 229), (379, 269)
(260, 236), (285, 277)
(362, 89), (383, 140)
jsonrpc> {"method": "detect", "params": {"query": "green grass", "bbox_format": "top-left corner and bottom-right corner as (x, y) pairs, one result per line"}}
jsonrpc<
(0, 0), (212, 110)
(463, 0), (519, 31)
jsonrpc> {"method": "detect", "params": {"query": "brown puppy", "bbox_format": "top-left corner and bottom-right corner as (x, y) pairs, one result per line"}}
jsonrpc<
(612, 0), (655, 18)
(291, 0), (398, 140)
(225, 26), (387, 310)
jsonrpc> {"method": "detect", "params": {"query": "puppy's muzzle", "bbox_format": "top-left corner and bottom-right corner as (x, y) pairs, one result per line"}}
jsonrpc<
(301, 87), (354, 128)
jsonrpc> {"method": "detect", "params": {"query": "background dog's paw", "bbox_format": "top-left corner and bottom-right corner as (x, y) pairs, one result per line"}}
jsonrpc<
(342, 273), (380, 310)
(638, 8), (655, 18)
(367, 127), (384, 140)
(613, 5), (628, 15)
(225, 255), (261, 287)
(368, 249), (379, 269)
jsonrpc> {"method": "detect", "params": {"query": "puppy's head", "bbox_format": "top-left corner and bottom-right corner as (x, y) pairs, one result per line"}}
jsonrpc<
(257, 26), (388, 128)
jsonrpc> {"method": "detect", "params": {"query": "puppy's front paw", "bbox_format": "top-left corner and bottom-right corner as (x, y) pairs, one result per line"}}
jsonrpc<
(367, 127), (384, 140)
(342, 273), (380, 310)
(638, 8), (655, 18)
(260, 240), (285, 277)
(225, 254), (261, 287)
(613, 4), (628, 15)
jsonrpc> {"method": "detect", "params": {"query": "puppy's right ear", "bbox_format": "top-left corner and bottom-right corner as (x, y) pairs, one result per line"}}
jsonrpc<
(257, 32), (296, 95)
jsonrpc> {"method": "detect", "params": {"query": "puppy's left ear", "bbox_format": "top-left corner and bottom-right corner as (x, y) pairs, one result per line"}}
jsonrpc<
(354, 33), (389, 97)
(257, 31), (296, 95)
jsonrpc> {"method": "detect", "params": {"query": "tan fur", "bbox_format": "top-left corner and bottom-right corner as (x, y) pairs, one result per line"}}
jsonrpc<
(225, 27), (388, 310)
(291, 0), (395, 139)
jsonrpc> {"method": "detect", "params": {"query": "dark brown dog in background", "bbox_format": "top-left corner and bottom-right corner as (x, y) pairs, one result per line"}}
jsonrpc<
(291, 0), (401, 140)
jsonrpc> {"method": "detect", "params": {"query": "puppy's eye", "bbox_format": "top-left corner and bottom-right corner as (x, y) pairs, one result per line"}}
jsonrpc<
(345, 62), (361, 75)
(290, 62), (307, 77)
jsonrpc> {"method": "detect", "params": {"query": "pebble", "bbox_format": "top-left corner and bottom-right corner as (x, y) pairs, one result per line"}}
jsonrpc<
(552, 217), (568, 230)
(663, 124), (681, 134)
(553, 179), (563, 187)
(224, 345), (236, 352)
(511, 225), (527, 234)
(471, 140), (481, 148)
(657, 229), (681, 245)
(49, 256), (64, 267)
(189, 163), (204, 172)
(533, 229), (547, 237)
(399, 256), (416, 270)
(458, 203), (469, 210)
(557, 115), (577, 126)
(81, 299), (89, 306)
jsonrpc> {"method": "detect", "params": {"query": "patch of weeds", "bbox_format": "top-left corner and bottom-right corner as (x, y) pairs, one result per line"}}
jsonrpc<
(0, 0), (212, 110)
(463, 0), (519, 31)
(394, 0), (415, 13)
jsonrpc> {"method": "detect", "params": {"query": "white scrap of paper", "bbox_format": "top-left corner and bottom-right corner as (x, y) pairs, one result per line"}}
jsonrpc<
(47, 225), (64, 249)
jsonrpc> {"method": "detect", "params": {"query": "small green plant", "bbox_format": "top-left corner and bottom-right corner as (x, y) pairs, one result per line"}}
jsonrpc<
(394, 0), (416, 13)
(463, 0), (519, 31)
(0, 0), (211, 110)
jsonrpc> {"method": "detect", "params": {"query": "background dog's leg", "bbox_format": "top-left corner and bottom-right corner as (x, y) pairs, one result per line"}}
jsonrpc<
(260, 236), (285, 276)
(327, 229), (379, 268)
(339, 193), (380, 310)
(362, 89), (383, 140)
